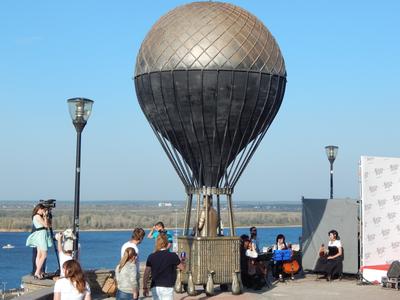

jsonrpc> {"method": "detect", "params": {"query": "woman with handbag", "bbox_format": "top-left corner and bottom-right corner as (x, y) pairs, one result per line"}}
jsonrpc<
(115, 247), (138, 300)
(54, 260), (91, 300)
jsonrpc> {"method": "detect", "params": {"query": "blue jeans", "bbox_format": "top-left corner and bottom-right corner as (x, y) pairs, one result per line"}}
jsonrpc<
(151, 286), (174, 300)
(116, 289), (136, 300)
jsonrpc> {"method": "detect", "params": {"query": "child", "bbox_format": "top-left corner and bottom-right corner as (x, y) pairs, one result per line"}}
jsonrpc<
(56, 229), (75, 277)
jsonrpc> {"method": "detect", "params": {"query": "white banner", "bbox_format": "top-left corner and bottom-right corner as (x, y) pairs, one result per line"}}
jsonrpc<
(360, 156), (400, 267)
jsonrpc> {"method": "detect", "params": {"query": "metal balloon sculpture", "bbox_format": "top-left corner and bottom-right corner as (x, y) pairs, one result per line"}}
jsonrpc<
(134, 2), (286, 294)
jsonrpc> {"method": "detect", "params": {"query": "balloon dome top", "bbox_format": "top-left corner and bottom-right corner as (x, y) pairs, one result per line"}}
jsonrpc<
(135, 1), (286, 77)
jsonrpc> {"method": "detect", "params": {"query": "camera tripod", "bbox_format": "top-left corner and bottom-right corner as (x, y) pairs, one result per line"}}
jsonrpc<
(46, 209), (61, 276)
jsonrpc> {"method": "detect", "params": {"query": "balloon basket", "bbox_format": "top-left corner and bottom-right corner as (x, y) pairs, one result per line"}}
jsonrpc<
(177, 236), (240, 285)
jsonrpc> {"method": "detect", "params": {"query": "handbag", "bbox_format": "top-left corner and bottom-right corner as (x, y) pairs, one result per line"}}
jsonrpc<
(102, 274), (117, 296)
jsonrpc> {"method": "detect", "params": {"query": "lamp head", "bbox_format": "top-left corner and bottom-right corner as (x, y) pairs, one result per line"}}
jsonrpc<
(325, 145), (338, 163)
(67, 98), (94, 131)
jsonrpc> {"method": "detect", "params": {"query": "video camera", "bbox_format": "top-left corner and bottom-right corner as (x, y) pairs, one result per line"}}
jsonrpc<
(39, 199), (56, 209)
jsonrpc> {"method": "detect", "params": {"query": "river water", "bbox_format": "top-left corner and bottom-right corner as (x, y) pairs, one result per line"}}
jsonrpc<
(0, 227), (301, 289)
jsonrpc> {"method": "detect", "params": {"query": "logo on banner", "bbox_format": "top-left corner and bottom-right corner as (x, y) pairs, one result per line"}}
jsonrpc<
(397, 224), (400, 232)
(387, 212), (396, 220)
(393, 195), (400, 203)
(364, 203), (373, 211)
(369, 185), (378, 193)
(390, 164), (399, 172)
(367, 234), (376, 242)
(373, 217), (382, 225)
(377, 247), (386, 256)
(391, 241), (400, 249)
(384, 181), (393, 189)
(378, 199), (387, 208)
(374, 168), (384, 176)
(381, 229), (390, 237)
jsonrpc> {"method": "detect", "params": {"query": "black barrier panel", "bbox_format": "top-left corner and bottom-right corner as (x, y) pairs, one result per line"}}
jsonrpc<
(388, 261), (400, 278)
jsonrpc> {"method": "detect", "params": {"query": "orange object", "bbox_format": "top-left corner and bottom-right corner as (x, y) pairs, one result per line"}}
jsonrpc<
(282, 260), (300, 275)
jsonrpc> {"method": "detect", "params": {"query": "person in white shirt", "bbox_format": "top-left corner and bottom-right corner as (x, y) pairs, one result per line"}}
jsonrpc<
(54, 260), (91, 300)
(120, 228), (144, 257)
(56, 230), (74, 277)
(314, 229), (343, 281)
(272, 234), (292, 280)
(120, 228), (145, 297)
(272, 234), (290, 251)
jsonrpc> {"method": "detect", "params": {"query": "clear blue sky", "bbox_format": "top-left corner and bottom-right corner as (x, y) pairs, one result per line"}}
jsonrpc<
(1, 1), (399, 202)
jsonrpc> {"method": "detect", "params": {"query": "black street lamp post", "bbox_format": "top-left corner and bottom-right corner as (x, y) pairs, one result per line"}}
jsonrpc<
(325, 145), (338, 199)
(68, 98), (94, 259)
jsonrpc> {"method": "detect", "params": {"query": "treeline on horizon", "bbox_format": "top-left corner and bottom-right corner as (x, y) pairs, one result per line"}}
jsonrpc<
(0, 202), (301, 231)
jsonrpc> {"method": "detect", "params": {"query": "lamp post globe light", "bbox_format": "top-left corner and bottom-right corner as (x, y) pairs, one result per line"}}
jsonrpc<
(325, 145), (339, 199)
(67, 97), (94, 259)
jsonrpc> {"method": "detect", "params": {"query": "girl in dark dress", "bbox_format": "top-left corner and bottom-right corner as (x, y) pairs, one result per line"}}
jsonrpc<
(314, 230), (343, 281)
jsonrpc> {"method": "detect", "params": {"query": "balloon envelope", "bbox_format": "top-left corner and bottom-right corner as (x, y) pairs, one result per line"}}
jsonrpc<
(134, 2), (287, 188)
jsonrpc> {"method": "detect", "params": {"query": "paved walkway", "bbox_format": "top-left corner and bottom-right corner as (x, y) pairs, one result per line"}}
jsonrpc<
(100, 275), (399, 300)
(171, 275), (398, 300)
(21, 273), (400, 300)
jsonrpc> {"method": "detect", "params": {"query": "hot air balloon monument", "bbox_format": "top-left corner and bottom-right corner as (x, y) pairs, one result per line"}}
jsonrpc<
(134, 1), (286, 295)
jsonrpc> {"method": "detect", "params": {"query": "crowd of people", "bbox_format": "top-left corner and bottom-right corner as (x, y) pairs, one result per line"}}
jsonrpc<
(240, 226), (343, 289)
(25, 203), (183, 300)
(241, 227), (284, 290)
(26, 203), (344, 299)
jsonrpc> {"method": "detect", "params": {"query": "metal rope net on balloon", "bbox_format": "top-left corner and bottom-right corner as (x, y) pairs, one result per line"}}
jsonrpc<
(135, 69), (286, 236)
(134, 2), (287, 293)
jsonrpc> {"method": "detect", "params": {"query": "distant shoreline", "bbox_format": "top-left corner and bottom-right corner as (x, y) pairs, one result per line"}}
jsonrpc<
(0, 224), (301, 233)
